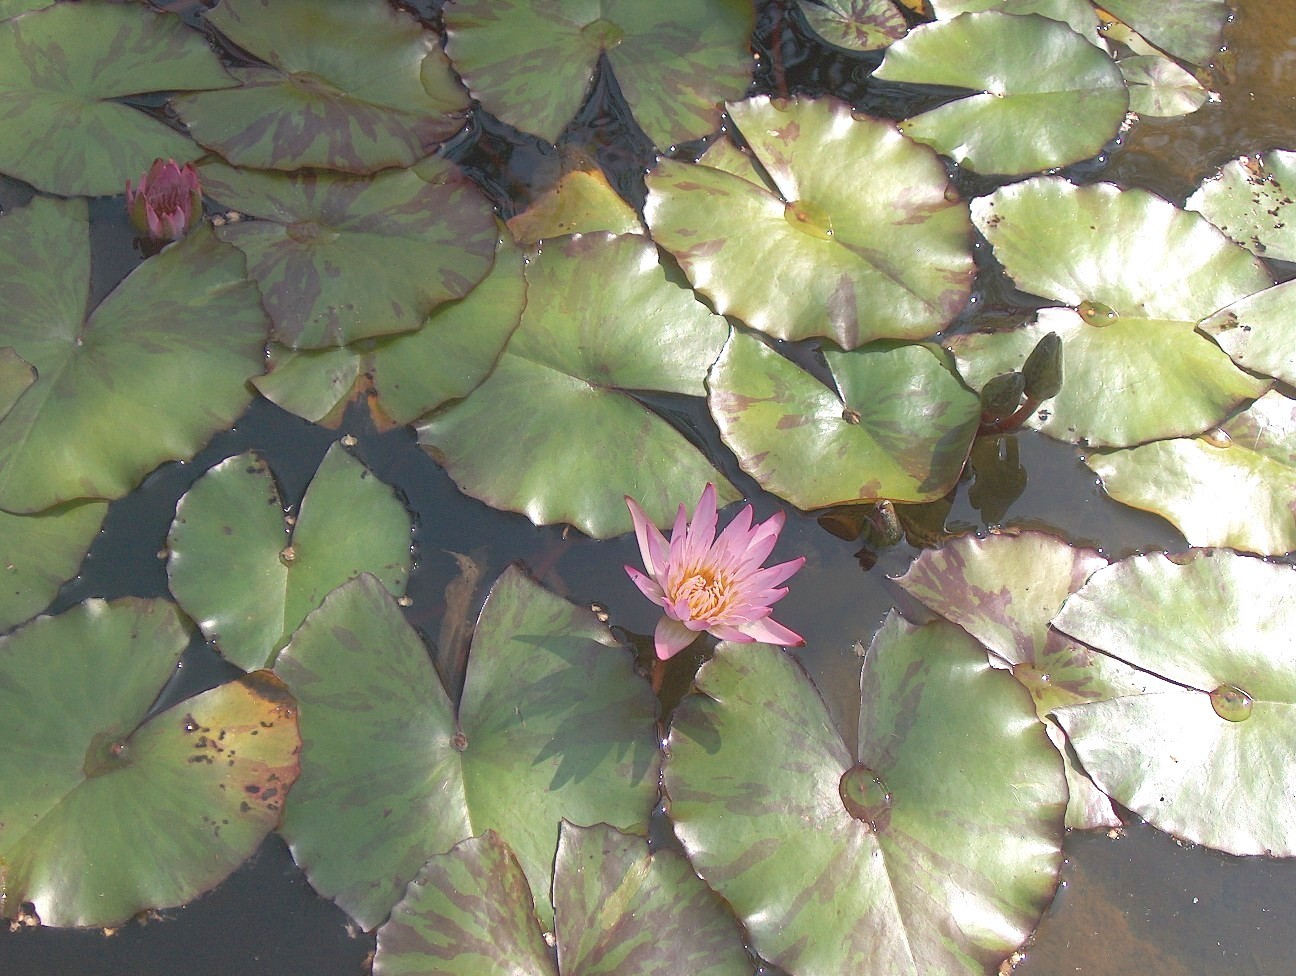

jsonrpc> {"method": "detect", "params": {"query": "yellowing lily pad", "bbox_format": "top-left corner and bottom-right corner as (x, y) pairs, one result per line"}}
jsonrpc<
(1187, 150), (1296, 262)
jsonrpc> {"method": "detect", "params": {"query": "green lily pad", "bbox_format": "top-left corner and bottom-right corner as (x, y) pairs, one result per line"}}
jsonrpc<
(1199, 278), (1296, 387)
(645, 96), (974, 348)
(374, 824), (752, 975)
(0, 501), (107, 634)
(0, 347), (34, 422)
(930, 0), (1103, 45)
(1084, 391), (1296, 556)
(273, 570), (659, 931)
(708, 330), (980, 509)
(1051, 549), (1296, 855)
(0, 1), (53, 20)
(1186, 150), (1296, 262)
(1097, 0), (1229, 65)
(873, 12), (1128, 175)
(198, 159), (497, 350)
(253, 233), (527, 428)
(1120, 55), (1211, 117)
(796, 0), (908, 52)
(443, 0), (754, 148)
(0, 0), (235, 195)
(664, 626), (1065, 975)
(416, 233), (738, 538)
(894, 529), (1174, 828)
(173, 0), (468, 172)
(950, 178), (1272, 447)
(0, 196), (269, 514)
(506, 167), (643, 245)
(167, 444), (412, 672)
(0, 598), (300, 927)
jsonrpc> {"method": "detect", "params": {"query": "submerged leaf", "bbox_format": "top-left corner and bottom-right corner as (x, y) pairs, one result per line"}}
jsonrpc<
(1120, 54), (1211, 117)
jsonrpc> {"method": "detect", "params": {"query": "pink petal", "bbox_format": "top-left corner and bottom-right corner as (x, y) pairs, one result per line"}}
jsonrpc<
(625, 495), (669, 578)
(707, 623), (757, 643)
(667, 500), (690, 568)
(655, 616), (697, 660)
(737, 556), (806, 593)
(682, 483), (719, 568)
(624, 565), (665, 607)
(731, 510), (786, 572)
(710, 503), (755, 565)
(737, 615), (804, 647)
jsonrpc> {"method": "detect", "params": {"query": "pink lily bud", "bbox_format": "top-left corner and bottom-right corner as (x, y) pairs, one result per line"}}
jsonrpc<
(125, 158), (202, 241)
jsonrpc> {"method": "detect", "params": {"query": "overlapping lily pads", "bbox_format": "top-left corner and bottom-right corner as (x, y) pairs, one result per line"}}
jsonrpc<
(0, 0), (235, 195)
(0, 196), (269, 514)
(199, 158), (497, 349)
(167, 444), (413, 671)
(273, 570), (659, 931)
(1187, 150), (1296, 262)
(374, 824), (752, 975)
(0, 598), (300, 927)
(0, 501), (107, 633)
(1051, 549), (1296, 855)
(949, 177), (1272, 447)
(1098, 0), (1229, 65)
(174, 0), (468, 172)
(664, 628), (1065, 976)
(443, 0), (754, 148)
(930, 0), (1103, 44)
(506, 167), (643, 245)
(1198, 278), (1296, 387)
(795, 0), (907, 52)
(253, 235), (526, 427)
(646, 96), (974, 349)
(417, 232), (738, 538)
(1119, 55), (1211, 117)
(708, 330), (980, 510)
(1084, 391), (1296, 555)
(873, 12), (1128, 174)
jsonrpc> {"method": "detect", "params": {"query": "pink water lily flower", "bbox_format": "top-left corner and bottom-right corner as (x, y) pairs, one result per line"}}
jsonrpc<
(625, 484), (806, 660)
(126, 158), (202, 241)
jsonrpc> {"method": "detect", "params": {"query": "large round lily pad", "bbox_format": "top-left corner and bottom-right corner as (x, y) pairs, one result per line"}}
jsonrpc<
(0, 0), (234, 195)
(416, 232), (738, 538)
(167, 444), (412, 672)
(708, 330), (980, 510)
(0, 598), (300, 927)
(1084, 391), (1296, 556)
(645, 96), (974, 349)
(950, 178), (1272, 447)
(664, 624), (1065, 976)
(1187, 151), (1296, 262)
(1053, 549), (1296, 855)
(443, 0), (754, 148)
(0, 501), (107, 634)
(0, 196), (269, 514)
(199, 159), (497, 349)
(174, 0), (468, 172)
(374, 824), (752, 975)
(873, 12), (1128, 175)
(273, 569), (660, 931)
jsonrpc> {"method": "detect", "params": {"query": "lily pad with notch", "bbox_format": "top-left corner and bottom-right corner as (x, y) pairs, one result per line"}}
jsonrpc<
(795, 0), (908, 52)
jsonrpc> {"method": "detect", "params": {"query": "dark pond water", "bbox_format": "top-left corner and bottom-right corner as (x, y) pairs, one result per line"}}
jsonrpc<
(4, 1), (1296, 974)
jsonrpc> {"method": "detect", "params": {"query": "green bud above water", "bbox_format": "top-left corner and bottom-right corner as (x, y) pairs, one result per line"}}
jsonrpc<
(980, 370), (1026, 422)
(1022, 331), (1063, 399)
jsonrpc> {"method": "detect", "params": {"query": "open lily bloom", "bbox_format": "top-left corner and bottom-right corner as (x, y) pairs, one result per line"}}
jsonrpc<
(625, 484), (806, 660)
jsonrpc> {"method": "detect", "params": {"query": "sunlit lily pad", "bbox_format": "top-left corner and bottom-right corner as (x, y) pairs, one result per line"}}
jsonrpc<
(443, 0), (754, 148)
(199, 159), (496, 349)
(1052, 549), (1296, 855)
(930, 0), (1103, 45)
(1198, 278), (1296, 387)
(506, 167), (643, 245)
(167, 444), (412, 672)
(1097, 0), (1229, 65)
(708, 330), (980, 509)
(174, 0), (467, 172)
(253, 234), (527, 428)
(0, 598), (300, 927)
(274, 570), (659, 930)
(1084, 391), (1296, 556)
(0, 196), (269, 513)
(1119, 55), (1211, 117)
(894, 530), (1174, 828)
(646, 96), (974, 348)
(374, 825), (751, 975)
(664, 626), (1065, 975)
(796, 0), (907, 52)
(1186, 150), (1296, 262)
(0, 502), (106, 634)
(0, 1), (53, 20)
(417, 233), (738, 538)
(0, 347), (34, 422)
(0, 0), (235, 195)
(873, 12), (1128, 175)
(950, 178), (1272, 447)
